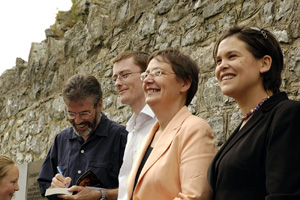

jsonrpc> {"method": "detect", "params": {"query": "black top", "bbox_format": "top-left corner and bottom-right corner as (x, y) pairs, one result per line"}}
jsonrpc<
(132, 145), (153, 200)
(208, 92), (300, 200)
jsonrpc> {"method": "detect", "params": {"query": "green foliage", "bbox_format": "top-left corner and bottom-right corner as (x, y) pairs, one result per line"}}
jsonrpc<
(70, 0), (79, 26)
(51, 0), (89, 38)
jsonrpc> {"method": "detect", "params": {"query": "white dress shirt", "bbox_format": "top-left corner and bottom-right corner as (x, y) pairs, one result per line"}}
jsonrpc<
(117, 104), (156, 200)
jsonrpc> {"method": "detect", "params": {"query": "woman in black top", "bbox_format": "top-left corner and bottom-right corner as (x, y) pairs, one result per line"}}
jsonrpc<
(208, 26), (300, 199)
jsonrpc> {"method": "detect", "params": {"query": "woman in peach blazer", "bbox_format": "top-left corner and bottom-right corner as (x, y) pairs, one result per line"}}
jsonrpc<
(127, 49), (217, 200)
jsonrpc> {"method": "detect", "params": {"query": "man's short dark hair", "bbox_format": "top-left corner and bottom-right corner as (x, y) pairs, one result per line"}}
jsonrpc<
(62, 74), (102, 107)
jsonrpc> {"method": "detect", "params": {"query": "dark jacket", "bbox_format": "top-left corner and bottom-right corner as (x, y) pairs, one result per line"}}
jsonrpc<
(208, 92), (300, 200)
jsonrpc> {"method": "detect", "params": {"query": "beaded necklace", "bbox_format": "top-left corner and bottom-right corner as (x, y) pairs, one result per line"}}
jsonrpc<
(242, 97), (269, 120)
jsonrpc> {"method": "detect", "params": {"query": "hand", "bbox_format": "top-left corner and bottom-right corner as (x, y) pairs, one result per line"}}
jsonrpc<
(58, 186), (101, 200)
(50, 173), (72, 188)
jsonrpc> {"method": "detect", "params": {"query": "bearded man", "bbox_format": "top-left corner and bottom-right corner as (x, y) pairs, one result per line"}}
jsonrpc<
(37, 74), (127, 199)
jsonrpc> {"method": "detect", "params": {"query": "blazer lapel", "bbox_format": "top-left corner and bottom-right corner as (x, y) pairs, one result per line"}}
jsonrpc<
(127, 122), (159, 198)
(217, 111), (264, 167)
(135, 106), (191, 191)
(216, 92), (288, 162)
(208, 112), (264, 191)
(226, 113), (263, 153)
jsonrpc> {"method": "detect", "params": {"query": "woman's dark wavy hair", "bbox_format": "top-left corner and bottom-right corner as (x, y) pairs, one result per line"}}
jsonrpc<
(148, 48), (199, 106)
(213, 26), (284, 94)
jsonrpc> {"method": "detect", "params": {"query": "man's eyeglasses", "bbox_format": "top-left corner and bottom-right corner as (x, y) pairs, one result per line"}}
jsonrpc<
(66, 109), (95, 120)
(140, 69), (175, 81)
(112, 72), (142, 83)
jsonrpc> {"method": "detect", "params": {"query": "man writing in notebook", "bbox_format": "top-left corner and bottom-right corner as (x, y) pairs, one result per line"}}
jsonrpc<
(37, 74), (128, 200)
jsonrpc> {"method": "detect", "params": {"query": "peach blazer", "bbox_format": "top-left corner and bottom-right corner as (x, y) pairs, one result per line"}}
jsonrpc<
(127, 106), (217, 200)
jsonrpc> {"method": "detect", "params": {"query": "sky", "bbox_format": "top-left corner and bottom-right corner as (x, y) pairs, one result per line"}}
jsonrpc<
(0, 0), (72, 76)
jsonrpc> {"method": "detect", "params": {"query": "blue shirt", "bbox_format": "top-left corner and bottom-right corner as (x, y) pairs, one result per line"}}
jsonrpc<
(37, 113), (128, 197)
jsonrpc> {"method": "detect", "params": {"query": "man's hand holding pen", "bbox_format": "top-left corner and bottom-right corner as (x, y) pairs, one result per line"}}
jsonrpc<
(50, 173), (72, 188)
(49, 166), (72, 189)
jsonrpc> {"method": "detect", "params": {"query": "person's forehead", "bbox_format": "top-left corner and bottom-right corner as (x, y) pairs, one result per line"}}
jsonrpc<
(147, 57), (172, 71)
(66, 99), (94, 108)
(113, 57), (141, 74)
(2, 165), (19, 180)
(217, 36), (247, 54)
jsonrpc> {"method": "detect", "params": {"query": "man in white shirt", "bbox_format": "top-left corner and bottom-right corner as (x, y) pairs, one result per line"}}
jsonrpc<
(111, 51), (157, 200)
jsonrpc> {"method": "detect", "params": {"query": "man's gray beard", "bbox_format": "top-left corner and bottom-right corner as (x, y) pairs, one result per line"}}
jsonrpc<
(72, 110), (99, 137)
(74, 126), (93, 137)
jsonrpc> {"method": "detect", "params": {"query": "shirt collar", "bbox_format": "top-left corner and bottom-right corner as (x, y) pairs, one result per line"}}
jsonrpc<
(261, 92), (288, 112)
(126, 104), (156, 132)
(141, 104), (156, 119)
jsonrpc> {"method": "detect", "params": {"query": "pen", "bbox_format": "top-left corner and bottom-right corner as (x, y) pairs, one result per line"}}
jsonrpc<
(57, 166), (69, 187)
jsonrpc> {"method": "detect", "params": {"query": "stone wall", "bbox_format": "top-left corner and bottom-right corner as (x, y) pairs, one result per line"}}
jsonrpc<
(1, 0), (300, 164)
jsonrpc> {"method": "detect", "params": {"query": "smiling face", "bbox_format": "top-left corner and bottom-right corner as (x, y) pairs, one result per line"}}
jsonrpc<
(0, 165), (19, 200)
(143, 57), (187, 110)
(215, 36), (265, 100)
(66, 98), (101, 138)
(113, 57), (145, 110)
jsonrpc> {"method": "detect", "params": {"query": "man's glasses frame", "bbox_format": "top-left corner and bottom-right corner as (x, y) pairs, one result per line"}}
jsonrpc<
(112, 71), (142, 83)
(66, 109), (95, 120)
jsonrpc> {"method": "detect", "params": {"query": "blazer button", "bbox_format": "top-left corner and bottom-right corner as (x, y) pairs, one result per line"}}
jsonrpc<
(133, 196), (139, 200)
